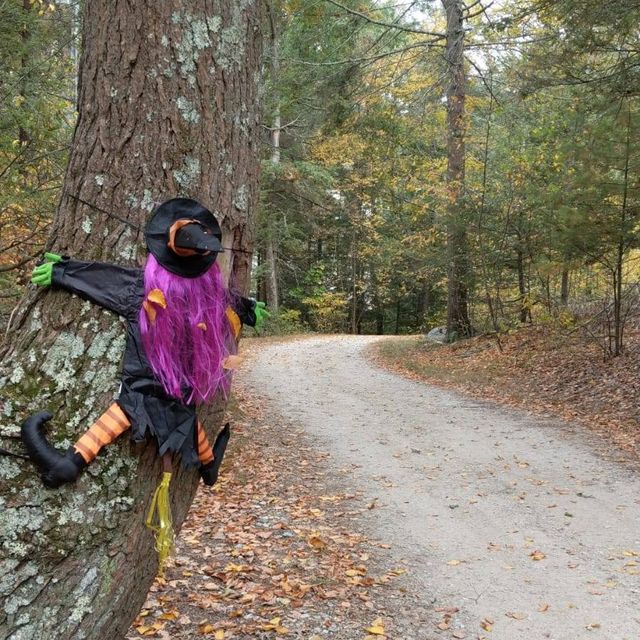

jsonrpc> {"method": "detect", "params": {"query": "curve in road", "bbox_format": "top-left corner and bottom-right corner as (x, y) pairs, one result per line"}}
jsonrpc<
(243, 335), (640, 640)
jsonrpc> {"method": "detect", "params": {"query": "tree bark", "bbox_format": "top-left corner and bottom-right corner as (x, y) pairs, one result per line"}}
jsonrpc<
(516, 245), (530, 323)
(560, 267), (569, 306)
(0, 2), (262, 639)
(18, 0), (31, 149)
(265, 238), (280, 311)
(442, 0), (472, 339)
(263, 4), (280, 313)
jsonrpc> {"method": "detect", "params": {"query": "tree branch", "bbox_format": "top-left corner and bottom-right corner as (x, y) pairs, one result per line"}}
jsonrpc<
(321, 0), (446, 39)
(288, 42), (444, 67)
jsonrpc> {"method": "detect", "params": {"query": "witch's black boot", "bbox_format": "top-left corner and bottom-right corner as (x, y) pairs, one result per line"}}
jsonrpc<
(200, 423), (230, 486)
(21, 412), (87, 488)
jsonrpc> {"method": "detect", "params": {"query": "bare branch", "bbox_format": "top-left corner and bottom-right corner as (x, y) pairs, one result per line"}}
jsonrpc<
(321, 0), (445, 39)
(0, 251), (41, 273)
(288, 42), (443, 67)
(466, 1), (494, 20)
(262, 117), (301, 131)
(465, 55), (502, 106)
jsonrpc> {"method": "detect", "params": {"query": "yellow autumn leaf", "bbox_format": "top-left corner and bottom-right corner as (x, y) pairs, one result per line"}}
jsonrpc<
(225, 563), (247, 573)
(135, 625), (153, 635)
(147, 288), (167, 308)
(365, 618), (385, 635)
(159, 610), (179, 620)
(215, 630), (225, 640)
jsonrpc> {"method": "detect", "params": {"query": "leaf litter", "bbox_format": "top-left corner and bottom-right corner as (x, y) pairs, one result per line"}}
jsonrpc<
(127, 383), (433, 639)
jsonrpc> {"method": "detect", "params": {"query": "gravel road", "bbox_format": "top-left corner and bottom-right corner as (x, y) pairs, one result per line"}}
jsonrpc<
(243, 335), (640, 640)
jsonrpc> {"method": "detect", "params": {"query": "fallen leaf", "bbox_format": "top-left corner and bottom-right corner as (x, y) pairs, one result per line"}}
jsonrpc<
(308, 534), (327, 550)
(505, 611), (527, 620)
(481, 618), (494, 632)
(365, 618), (385, 635)
(158, 610), (179, 621)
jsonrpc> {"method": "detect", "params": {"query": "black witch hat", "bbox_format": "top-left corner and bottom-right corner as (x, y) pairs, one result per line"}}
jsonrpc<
(145, 198), (222, 277)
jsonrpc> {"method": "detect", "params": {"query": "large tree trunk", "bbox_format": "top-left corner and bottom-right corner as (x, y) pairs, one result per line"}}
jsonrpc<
(263, 6), (281, 312)
(442, 0), (472, 339)
(0, 2), (262, 639)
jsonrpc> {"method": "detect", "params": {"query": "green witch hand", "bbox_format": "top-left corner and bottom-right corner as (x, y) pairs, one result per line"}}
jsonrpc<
(254, 300), (271, 330)
(31, 252), (62, 287)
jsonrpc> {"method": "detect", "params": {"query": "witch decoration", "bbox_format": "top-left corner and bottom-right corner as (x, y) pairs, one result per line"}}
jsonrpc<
(20, 197), (268, 573)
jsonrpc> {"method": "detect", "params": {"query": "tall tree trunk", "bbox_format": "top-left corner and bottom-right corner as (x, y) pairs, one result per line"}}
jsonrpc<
(0, 2), (262, 639)
(263, 5), (280, 312)
(265, 238), (279, 311)
(442, 0), (472, 339)
(612, 102), (632, 357)
(376, 308), (384, 335)
(350, 230), (358, 334)
(560, 267), (569, 306)
(256, 248), (267, 303)
(18, 0), (31, 150)
(516, 245), (529, 323)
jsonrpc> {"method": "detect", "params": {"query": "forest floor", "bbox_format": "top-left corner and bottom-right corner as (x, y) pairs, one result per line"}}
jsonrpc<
(129, 333), (640, 640)
(127, 343), (428, 640)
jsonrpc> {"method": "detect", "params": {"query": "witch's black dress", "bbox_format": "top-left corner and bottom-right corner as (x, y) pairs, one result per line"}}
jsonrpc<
(51, 258), (255, 466)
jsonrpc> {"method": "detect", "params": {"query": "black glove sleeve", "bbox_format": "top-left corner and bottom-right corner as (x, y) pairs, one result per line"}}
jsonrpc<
(51, 259), (141, 319)
(230, 296), (257, 327)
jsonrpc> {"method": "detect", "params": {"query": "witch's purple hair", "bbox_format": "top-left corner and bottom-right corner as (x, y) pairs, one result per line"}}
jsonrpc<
(139, 254), (234, 404)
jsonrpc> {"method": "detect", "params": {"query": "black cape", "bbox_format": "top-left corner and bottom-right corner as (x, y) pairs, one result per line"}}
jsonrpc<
(51, 259), (255, 467)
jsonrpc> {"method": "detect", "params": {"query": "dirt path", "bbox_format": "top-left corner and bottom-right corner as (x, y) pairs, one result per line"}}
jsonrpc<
(243, 335), (640, 640)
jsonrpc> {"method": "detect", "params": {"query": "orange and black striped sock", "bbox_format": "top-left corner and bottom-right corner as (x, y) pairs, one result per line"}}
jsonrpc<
(197, 422), (214, 465)
(74, 403), (131, 463)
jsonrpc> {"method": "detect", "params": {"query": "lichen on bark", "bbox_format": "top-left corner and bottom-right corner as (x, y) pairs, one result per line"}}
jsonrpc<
(0, 1), (262, 637)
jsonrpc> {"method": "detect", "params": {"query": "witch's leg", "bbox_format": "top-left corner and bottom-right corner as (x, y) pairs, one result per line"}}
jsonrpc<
(21, 403), (131, 488)
(198, 422), (230, 486)
(73, 404), (131, 464)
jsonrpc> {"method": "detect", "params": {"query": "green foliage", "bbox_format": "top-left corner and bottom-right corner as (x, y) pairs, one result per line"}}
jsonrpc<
(302, 291), (348, 333)
(258, 308), (306, 336)
(0, 0), (76, 324)
(4, 0), (639, 353)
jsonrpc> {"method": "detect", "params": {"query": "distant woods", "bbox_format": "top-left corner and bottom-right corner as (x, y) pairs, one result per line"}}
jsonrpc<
(255, 0), (639, 355)
(1, 0), (639, 355)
